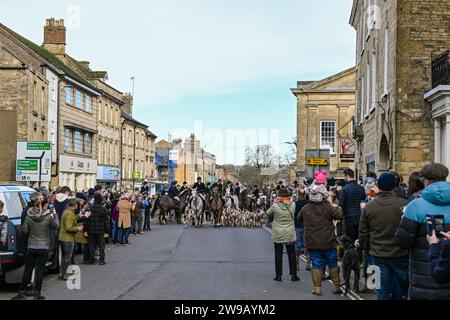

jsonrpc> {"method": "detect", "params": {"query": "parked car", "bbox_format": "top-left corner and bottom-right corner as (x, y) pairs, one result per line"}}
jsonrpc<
(0, 185), (60, 284)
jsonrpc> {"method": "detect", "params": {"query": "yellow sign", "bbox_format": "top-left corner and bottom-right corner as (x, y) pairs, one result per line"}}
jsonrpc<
(306, 158), (328, 166)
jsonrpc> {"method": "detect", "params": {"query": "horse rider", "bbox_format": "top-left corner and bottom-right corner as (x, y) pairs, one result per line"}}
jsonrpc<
(226, 181), (234, 194)
(252, 184), (260, 201)
(193, 177), (207, 201)
(180, 181), (189, 193)
(235, 183), (241, 196)
(168, 181), (180, 203)
(211, 179), (225, 195)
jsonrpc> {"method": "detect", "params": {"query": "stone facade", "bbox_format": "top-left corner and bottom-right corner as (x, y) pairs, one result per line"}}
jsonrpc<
(291, 68), (356, 179)
(350, 0), (450, 178)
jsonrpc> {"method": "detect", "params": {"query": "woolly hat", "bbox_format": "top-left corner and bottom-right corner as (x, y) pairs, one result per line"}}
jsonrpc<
(277, 188), (291, 198)
(377, 173), (396, 191)
(314, 170), (328, 184)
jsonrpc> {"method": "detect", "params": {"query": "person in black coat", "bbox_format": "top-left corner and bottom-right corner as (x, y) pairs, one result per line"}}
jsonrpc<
(86, 194), (109, 265)
(193, 177), (206, 194)
(168, 181), (179, 200)
(427, 231), (450, 285)
(235, 183), (241, 196)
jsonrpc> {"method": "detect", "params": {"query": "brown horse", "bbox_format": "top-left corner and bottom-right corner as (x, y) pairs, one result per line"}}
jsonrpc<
(209, 188), (223, 228)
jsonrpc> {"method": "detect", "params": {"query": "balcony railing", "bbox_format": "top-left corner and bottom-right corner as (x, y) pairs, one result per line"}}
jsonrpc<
(432, 51), (449, 88)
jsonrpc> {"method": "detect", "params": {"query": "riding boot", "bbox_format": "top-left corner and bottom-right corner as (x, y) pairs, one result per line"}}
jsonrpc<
(311, 269), (323, 296)
(329, 268), (342, 294)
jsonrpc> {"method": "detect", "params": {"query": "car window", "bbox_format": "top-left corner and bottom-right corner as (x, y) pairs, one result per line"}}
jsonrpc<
(20, 192), (33, 207)
(3, 192), (24, 219)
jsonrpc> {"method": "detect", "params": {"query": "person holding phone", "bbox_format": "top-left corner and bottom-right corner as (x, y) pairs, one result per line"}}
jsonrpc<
(396, 163), (450, 300)
(427, 230), (450, 285)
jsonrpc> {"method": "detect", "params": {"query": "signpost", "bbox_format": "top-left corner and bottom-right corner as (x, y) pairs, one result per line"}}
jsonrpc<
(16, 141), (52, 183)
(304, 149), (330, 180)
(132, 171), (141, 180)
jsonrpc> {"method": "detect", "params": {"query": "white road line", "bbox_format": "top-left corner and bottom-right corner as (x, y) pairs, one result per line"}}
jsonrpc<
(262, 224), (363, 301)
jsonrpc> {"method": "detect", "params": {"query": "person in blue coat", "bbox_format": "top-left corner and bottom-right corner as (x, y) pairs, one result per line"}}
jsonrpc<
(396, 163), (450, 300)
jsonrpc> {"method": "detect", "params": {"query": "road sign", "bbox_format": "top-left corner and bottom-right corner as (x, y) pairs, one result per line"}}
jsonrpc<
(306, 158), (328, 166)
(132, 171), (141, 180)
(16, 141), (52, 182)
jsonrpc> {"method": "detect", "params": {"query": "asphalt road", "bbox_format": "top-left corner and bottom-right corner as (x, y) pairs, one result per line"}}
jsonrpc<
(0, 221), (369, 300)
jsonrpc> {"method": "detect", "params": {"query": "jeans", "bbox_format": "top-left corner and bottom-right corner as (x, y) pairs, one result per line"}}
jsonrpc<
(274, 242), (297, 276)
(20, 249), (49, 292)
(60, 241), (74, 275)
(110, 220), (118, 242)
(131, 217), (142, 234)
(371, 256), (409, 300)
(88, 234), (105, 263)
(144, 211), (151, 231)
(73, 243), (91, 263)
(295, 228), (304, 253)
(309, 249), (338, 270)
(118, 228), (130, 244)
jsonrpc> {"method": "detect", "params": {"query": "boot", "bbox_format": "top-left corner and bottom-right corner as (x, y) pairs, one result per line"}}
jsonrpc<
(311, 269), (323, 296)
(33, 291), (45, 300)
(273, 276), (282, 282)
(329, 268), (342, 294)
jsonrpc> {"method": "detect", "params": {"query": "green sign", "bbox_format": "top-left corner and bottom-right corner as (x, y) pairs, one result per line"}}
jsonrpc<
(17, 159), (38, 171)
(132, 171), (141, 179)
(27, 142), (51, 150)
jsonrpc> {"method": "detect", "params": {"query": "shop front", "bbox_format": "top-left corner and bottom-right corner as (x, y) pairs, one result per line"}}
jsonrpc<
(97, 166), (121, 190)
(59, 155), (98, 192)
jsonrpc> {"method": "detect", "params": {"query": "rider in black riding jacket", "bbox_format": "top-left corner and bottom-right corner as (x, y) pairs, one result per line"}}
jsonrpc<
(168, 181), (180, 202)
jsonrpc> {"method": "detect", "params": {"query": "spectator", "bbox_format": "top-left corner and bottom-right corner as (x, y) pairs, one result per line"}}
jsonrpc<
(396, 163), (450, 300)
(391, 172), (407, 199)
(427, 230), (450, 285)
(294, 189), (309, 271)
(338, 169), (366, 242)
(59, 198), (85, 280)
(54, 186), (71, 220)
(86, 194), (109, 265)
(131, 196), (144, 235)
(143, 195), (152, 232)
(266, 188), (299, 282)
(407, 171), (424, 203)
(110, 193), (121, 243)
(299, 182), (343, 295)
(13, 196), (59, 300)
(117, 194), (134, 246)
(359, 173), (409, 300)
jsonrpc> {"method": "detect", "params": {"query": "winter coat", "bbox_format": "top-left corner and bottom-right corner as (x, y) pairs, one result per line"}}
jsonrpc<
(299, 202), (343, 250)
(294, 199), (309, 229)
(393, 186), (407, 199)
(132, 200), (144, 219)
(428, 241), (450, 285)
(338, 180), (365, 218)
(22, 208), (59, 249)
(59, 208), (82, 243)
(111, 204), (119, 223)
(266, 200), (296, 244)
(396, 181), (450, 300)
(0, 215), (8, 244)
(407, 191), (422, 204)
(86, 204), (109, 235)
(54, 193), (70, 220)
(359, 191), (408, 258)
(118, 199), (132, 229)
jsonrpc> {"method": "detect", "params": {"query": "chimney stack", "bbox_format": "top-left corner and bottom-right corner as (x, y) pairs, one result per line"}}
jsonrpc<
(43, 18), (66, 56)
(122, 93), (134, 116)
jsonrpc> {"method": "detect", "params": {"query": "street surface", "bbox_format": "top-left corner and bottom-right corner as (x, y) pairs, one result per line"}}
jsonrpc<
(0, 222), (374, 300)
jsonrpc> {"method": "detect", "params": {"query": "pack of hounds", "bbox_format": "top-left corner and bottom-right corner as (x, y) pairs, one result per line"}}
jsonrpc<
(183, 208), (267, 229)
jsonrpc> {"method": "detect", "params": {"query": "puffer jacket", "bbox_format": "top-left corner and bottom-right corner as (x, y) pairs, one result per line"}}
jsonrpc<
(338, 180), (366, 218)
(429, 240), (450, 285)
(22, 208), (59, 249)
(299, 202), (343, 250)
(396, 181), (450, 300)
(266, 200), (296, 244)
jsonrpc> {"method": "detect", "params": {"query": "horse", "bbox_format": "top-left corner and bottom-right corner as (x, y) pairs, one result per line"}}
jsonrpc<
(209, 188), (223, 228)
(190, 189), (205, 228)
(150, 191), (190, 225)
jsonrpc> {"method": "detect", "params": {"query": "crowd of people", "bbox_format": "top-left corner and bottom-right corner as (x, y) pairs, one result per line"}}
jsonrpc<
(8, 185), (154, 300)
(266, 163), (450, 300)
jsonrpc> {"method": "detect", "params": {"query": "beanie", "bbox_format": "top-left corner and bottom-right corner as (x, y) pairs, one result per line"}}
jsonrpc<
(377, 173), (396, 191)
(314, 170), (328, 184)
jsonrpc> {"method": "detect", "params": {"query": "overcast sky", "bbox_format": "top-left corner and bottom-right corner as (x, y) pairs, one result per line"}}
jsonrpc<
(2, 0), (356, 165)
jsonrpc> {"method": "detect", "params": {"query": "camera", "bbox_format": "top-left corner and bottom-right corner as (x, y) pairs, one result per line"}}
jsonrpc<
(427, 215), (445, 238)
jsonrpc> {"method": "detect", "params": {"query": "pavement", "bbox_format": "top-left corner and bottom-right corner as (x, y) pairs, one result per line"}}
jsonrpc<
(0, 221), (374, 300)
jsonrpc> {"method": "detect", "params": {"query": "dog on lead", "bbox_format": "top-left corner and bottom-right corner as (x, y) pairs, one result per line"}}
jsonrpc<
(337, 235), (362, 297)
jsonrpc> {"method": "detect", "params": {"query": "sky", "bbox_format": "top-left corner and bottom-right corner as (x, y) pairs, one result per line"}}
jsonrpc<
(2, 0), (356, 165)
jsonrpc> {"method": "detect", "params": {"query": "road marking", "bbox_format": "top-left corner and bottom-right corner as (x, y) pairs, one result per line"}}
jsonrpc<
(262, 224), (363, 301)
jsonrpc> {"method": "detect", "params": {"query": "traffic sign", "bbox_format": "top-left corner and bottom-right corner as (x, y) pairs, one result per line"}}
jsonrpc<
(16, 141), (52, 182)
(306, 158), (328, 166)
(132, 171), (141, 180)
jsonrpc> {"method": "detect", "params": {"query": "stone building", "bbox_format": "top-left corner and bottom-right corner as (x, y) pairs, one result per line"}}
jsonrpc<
(0, 21), (101, 191)
(349, 0), (450, 178)
(291, 68), (356, 179)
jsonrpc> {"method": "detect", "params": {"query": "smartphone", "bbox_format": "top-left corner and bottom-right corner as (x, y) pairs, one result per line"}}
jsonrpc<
(427, 215), (445, 237)
(369, 189), (375, 198)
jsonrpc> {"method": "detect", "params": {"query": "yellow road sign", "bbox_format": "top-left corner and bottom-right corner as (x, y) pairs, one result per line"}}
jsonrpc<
(306, 158), (328, 166)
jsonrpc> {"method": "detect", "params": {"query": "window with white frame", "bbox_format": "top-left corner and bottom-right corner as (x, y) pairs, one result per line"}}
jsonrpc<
(75, 90), (83, 109)
(366, 64), (370, 116)
(371, 52), (377, 111)
(66, 85), (73, 105)
(320, 121), (336, 154)
(85, 95), (92, 112)
(383, 27), (389, 95)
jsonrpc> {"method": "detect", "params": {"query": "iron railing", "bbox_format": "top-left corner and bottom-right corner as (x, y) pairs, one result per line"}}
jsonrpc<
(432, 51), (449, 88)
